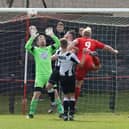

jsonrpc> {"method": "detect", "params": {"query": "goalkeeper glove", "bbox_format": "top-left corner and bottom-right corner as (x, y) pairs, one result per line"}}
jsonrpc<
(45, 27), (54, 37)
(29, 25), (39, 38)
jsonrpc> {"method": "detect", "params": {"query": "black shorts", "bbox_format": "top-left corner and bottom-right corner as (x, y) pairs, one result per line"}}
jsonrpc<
(34, 87), (43, 92)
(48, 67), (60, 86)
(60, 75), (75, 94)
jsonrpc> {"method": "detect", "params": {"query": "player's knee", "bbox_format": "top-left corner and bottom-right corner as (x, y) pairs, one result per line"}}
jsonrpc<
(33, 91), (41, 99)
(92, 56), (100, 66)
(92, 64), (101, 71)
(46, 83), (53, 90)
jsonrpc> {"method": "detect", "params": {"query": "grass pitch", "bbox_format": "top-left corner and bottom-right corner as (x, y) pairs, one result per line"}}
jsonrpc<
(0, 92), (129, 129)
(0, 113), (129, 129)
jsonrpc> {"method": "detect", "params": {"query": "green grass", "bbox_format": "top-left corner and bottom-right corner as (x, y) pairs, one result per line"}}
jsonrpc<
(0, 113), (129, 129)
(0, 92), (129, 129)
(1, 91), (129, 114)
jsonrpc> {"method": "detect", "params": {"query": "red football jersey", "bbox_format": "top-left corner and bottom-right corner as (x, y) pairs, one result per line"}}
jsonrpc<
(76, 37), (105, 59)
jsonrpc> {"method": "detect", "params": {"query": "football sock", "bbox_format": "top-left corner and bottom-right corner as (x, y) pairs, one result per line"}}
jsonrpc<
(29, 99), (38, 115)
(55, 98), (64, 114)
(63, 98), (69, 116)
(69, 98), (75, 115)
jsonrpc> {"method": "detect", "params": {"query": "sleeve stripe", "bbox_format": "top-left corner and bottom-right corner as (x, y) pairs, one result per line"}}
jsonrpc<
(70, 57), (79, 64)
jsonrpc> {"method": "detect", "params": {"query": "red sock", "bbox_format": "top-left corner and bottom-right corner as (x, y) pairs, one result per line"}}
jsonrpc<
(75, 87), (81, 102)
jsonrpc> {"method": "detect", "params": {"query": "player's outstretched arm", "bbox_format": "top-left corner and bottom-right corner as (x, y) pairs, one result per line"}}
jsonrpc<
(45, 27), (60, 54)
(25, 25), (39, 54)
(103, 45), (118, 54)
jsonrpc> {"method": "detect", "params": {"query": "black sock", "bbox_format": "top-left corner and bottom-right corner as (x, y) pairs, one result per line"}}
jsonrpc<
(63, 100), (69, 116)
(48, 91), (55, 104)
(69, 100), (75, 115)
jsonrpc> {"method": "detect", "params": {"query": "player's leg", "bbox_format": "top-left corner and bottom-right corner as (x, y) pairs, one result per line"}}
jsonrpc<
(27, 88), (42, 118)
(46, 72), (64, 116)
(47, 87), (56, 113)
(75, 65), (87, 103)
(46, 71), (58, 113)
(62, 95), (69, 121)
(60, 76), (70, 121)
(27, 75), (49, 119)
(69, 93), (75, 121)
(75, 54), (97, 104)
(47, 83), (64, 116)
(91, 56), (101, 71)
(54, 88), (64, 117)
(68, 76), (76, 121)
(88, 53), (101, 71)
(75, 79), (84, 101)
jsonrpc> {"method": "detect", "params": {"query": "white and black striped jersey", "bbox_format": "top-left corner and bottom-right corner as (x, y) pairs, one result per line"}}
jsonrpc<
(58, 51), (80, 76)
(54, 48), (61, 68)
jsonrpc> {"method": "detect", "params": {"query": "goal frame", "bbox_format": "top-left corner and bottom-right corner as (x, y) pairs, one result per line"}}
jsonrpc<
(0, 8), (129, 13)
(0, 8), (128, 114)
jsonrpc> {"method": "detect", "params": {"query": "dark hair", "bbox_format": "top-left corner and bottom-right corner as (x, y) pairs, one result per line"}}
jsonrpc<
(35, 32), (45, 39)
(57, 21), (64, 26)
(60, 38), (68, 48)
(67, 30), (76, 39)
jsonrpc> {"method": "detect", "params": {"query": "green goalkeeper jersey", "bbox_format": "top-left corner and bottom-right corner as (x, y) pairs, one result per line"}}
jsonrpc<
(25, 35), (60, 78)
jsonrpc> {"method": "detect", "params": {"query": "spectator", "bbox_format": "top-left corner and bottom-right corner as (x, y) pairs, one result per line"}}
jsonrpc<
(54, 21), (65, 38)
(78, 27), (85, 37)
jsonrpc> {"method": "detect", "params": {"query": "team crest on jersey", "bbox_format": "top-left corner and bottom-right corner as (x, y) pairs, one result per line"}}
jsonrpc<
(40, 52), (48, 59)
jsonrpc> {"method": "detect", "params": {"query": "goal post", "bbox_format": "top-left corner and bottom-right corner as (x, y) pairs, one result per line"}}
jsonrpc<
(22, 16), (30, 114)
(0, 8), (129, 114)
(0, 8), (129, 13)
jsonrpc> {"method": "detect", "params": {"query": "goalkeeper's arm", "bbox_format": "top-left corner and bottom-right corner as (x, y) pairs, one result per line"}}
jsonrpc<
(50, 35), (60, 54)
(25, 25), (39, 54)
(45, 27), (60, 54)
(25, 37), (35, 54)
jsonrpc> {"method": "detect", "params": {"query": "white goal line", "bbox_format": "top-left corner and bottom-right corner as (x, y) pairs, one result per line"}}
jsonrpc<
(0, 8), (129, 13)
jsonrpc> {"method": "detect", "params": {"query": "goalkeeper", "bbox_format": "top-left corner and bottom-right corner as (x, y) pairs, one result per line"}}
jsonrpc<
(25, 25), (60, 119)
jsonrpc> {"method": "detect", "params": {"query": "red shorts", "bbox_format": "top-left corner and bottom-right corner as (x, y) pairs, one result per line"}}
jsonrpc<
(76, 54), (100, 80)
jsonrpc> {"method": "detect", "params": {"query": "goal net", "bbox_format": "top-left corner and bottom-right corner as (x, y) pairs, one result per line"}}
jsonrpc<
(0, 8), (129, 114)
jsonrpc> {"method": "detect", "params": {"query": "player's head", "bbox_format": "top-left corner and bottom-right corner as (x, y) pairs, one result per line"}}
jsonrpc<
(78, 27), (85, 37)
(60, 38), (68, 49)
(82, 26), (92, 37)
(64, 30), (76, 42)
(56, 21), (64, 33)
(36, 34), (46, 47)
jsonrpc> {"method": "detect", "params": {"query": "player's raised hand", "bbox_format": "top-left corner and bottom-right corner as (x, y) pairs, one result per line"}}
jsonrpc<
(45, 27), (54, 37)
(29, 25), (39, 38)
